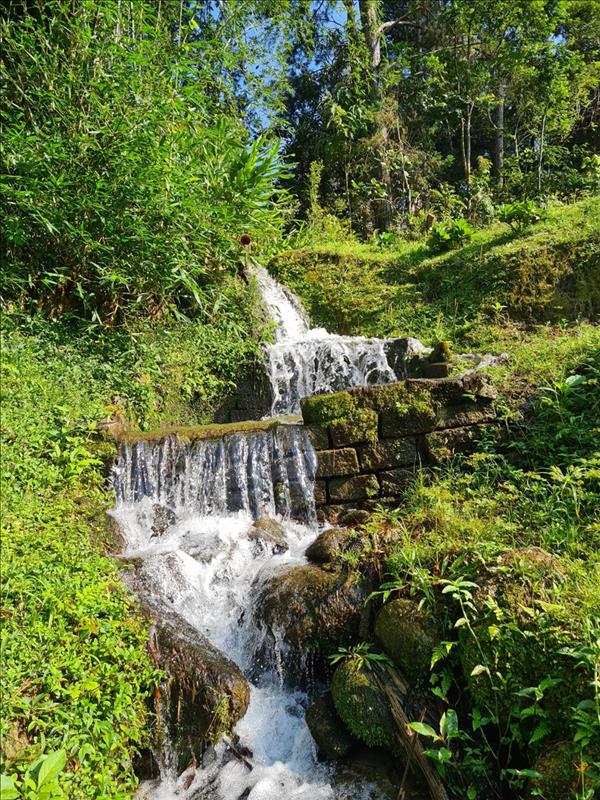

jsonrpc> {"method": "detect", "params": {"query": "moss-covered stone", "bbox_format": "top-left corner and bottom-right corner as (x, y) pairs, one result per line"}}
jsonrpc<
(316, 448), (360, 478)
(378, 385), (437, 437)
(305, 527), (363, 564)
(331, 661), (397, 752)
(425, 425), (488, 463)
(330, 408), (378, 447)
(358, 438), (418, 471)
(152, 611), (250, 773)
(256, 564), (365, 661)
(120, 415), (303, 445)
(314, 480), (328, 505)
(329, 474), (380, 502)
(378, 468), (414, 496)
(429, 341), (452, 363)
(375, 599), (437, 685)
(306, 692), (355, 760)
(301, 391), (357, 426)
(434, 401), (495, 429)
(527, 742), (580, 800)
(306, 424), (330, 450)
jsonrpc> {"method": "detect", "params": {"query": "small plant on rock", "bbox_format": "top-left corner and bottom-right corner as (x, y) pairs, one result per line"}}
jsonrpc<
(329, 642), (393, 672)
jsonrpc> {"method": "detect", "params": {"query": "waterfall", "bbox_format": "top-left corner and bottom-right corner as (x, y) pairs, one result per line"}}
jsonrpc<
(252, 265), (428, 415)
(112, 267), (427, 799)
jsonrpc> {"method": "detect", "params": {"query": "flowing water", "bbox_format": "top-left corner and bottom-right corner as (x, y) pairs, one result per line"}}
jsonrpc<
(253, 265), (428, 415)
(112, 268), (427, 799)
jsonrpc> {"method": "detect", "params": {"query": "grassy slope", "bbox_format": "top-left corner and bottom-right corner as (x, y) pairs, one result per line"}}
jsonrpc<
(271, 195), (599, 376)
(0, 299), (264, 796)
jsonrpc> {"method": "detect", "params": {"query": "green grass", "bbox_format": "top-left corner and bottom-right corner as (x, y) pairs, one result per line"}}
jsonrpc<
(0, 308), (265, 796)
(270, 195), (600, 347)
(353, 340), (600, 799)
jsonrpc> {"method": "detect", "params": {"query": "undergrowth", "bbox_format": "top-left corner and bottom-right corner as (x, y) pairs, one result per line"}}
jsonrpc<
(358, 342), (600, 799)
(0, 307), (264, 796)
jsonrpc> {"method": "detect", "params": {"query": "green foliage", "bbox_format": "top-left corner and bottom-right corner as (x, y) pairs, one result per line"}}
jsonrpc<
(1, 750), (67, 800)
(499, 201), (546, 230)
(428, 219), (475, 253)
(271, 196), (600, 343)
(0, 310), (266, 796)
(1, 1), (291, 322)
(359, 341), (600, 798)
(329, 642), (393, 672)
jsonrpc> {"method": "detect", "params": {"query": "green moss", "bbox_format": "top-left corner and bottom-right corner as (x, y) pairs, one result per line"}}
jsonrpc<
(330, 407), (378, 446)
(429, 341), (452, 363)
(374, 599), (437, 685)
(301, 391), (357, 426)
(331, 661), (397, 752)
(119, 415), (302, 445)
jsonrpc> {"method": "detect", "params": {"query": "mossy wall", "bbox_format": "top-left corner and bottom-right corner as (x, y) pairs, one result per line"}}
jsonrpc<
(302, 372), (497, 513)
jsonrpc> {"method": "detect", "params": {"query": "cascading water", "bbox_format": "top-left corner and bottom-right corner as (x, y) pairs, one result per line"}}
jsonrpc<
(112, 428), (389, 800)
(252, 265), (428, 416)
(111, 267), (428, 800)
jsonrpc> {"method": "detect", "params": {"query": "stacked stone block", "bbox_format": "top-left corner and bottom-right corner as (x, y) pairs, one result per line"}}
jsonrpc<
(301, 371), (497, 511)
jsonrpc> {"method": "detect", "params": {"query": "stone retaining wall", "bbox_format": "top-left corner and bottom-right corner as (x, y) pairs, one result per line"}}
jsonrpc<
(300, 371), (497, 513)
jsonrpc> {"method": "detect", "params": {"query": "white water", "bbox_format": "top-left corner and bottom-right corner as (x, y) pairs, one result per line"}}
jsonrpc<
(112, 268), (428, 800)
(113, 430), (385, 800)
(252, 265), (428, 415)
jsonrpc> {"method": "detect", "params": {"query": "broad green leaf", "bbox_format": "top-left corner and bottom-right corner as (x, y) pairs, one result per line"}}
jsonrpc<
(38, 750), (66, 787)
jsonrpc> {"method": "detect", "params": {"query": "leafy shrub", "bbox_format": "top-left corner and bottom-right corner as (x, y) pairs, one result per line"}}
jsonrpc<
(499, 200), (545, 230)
(1, 1), (290, 322)
(428, 218), (474, 252)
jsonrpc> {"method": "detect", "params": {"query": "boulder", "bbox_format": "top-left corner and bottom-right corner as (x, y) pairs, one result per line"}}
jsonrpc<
(331, 660), (397, 752)
(375, 598), (437, 685)
(248, 515), (288, 554)
(305, 527), (362, 564)
(305, 692), (354, 760)
(150, 611), (250, 773)
(256, 564), (365, 672)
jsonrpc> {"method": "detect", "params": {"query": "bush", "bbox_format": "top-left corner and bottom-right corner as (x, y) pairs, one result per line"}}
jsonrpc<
(428, 218), (474, 252)
(1, 1), (290, 322)
(499, 200), (545, 230)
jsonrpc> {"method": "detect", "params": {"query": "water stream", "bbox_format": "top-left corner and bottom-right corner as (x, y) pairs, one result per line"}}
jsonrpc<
(253, 265), (428, 415)
(111, 267), (426, 799)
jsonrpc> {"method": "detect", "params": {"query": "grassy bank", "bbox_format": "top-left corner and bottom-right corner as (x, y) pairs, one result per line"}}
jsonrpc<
(0, 304), (264, 796)
(271, 195), (600, 347)
(270, 196), (600, 797)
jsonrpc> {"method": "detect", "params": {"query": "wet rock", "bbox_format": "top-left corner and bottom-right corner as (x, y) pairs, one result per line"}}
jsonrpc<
(375, 599), (438, 685)
(248, 515), (288, 554)
(305, 527), (361, 564)
(256, 564), (365, 671)
(151, 504), (177, 537)
(305, 692), (354, 760)
(329, 474), (379, 502)
(331, 661), (397, 752)
(150, 611), (250, 773)
(316, 448), (360, 479)
(338, 507), (371, 526)
(306, 424), (330, 451)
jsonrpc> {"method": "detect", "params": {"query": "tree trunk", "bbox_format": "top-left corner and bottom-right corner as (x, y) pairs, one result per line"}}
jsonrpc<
(537, 113), (546, 194)
(493, 81), (505, 186)
(358, 0), (394, 229)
